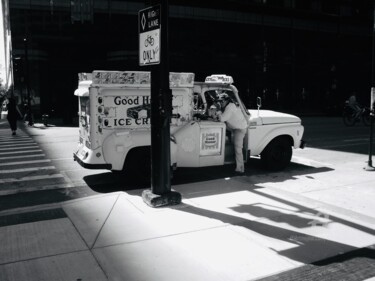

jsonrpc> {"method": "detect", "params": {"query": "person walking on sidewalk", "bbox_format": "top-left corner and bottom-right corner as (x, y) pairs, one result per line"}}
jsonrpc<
(217, 93), (248, 174)
(6, 96), (22, 135)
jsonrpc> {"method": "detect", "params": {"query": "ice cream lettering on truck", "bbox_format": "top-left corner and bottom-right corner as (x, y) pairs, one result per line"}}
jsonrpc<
(73, 71), (306, 177)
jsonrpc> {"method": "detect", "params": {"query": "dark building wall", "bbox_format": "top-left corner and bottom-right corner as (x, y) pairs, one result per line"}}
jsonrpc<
(9, 0), (374, 121)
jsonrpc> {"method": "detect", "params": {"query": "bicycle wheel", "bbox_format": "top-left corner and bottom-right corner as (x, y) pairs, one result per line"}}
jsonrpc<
(362, 114), (371, 126)
(343, 112), (356, 126)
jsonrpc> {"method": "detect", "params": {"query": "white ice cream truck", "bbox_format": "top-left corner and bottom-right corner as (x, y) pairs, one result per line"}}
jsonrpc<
(73, 71), (305, 177)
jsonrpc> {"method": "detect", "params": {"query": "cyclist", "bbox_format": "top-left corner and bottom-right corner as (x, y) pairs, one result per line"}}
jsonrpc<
(348, 93), (362, 120)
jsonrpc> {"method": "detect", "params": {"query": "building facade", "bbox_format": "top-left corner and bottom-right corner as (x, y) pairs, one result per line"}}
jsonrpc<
(0, 0), (12, 96)
(8, 0), (375, 121)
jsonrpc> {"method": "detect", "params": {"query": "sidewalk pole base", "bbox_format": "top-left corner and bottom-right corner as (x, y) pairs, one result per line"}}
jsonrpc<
(142, 189), (182, 208)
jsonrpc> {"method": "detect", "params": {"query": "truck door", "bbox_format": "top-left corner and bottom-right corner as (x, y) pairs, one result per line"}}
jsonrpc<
(173, 120), (226, 168)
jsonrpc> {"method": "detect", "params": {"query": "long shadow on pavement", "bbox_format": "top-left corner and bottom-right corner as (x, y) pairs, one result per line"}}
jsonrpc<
(175, 190), (375, 266)
(84, 158), (333, 193)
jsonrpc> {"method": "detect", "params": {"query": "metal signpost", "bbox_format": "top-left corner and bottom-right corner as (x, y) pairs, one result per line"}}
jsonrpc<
(366, 6), (375, 172)
(366, 87), (375, 171)
(24, 38), (33, 126)
(139, 2), (181, 207)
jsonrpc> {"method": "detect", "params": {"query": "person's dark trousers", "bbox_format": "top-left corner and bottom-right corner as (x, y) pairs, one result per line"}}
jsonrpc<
(7, 117), (17, 131)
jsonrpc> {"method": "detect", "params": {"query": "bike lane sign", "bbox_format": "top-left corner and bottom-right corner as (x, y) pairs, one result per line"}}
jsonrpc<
(139, 5), (161, 66)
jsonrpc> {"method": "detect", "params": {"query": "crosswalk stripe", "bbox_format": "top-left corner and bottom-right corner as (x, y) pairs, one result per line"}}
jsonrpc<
(0, 149), (42, 156)
(0, 159), (51, 167)
(0, 143), (37, 148)
(0, 137), (30, 141)
(0, 130), (74, 194)
(0, 140), (35, 145)
(0, 183), (74, 196)
(0, 166), (55, 174)
(0, 154), (45, 160)
(0, 174), (64, 184)
(0, 145), (39, 152)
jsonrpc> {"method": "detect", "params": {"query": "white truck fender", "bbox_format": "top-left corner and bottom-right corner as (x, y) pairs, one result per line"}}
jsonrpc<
(249, 124), (304, 156)
(102, 130), (151, 171)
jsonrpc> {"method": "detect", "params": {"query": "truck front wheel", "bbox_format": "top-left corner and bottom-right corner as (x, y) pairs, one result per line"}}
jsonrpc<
(260, 137), (292, 171)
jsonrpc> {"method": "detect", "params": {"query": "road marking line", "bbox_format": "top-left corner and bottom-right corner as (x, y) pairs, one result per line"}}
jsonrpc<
(0, 174), (64, 184)
(0, 140), (35, 145)
(0, 138), (33, 141)
(0, 143), (37, 148)
(0, 154), (45, 160)
(343, 138), (369, 142)
(0, 159), (51, 167)
(0, 183), (74, 196)
(0, 149), (42, 156)
(0, 166), (55, 174)
(0, 137), (30, 140)
(0, 145), (39, 151)
(320, 142), (368, 149)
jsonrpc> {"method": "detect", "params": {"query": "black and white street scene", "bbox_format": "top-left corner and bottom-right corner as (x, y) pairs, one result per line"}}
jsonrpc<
(1, 1), (375, 280)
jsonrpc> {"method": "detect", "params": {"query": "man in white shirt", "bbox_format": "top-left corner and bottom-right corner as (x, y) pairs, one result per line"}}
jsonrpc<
(217, 94), (248, 174)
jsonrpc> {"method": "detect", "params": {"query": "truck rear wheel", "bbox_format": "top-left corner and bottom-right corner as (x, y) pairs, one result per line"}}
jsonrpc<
(260, 137), (292, 171)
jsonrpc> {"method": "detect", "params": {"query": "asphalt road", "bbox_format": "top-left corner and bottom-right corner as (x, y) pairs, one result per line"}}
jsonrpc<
(0, 116), (372, 213)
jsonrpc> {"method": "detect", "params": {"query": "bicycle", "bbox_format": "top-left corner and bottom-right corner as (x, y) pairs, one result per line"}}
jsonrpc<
(41, 109), (55, 127)
(144, 35), (154, 47)
(342, 101), (370, 126)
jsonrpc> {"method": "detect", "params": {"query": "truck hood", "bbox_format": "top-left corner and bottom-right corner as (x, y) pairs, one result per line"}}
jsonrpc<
(248, 110), (301, 125)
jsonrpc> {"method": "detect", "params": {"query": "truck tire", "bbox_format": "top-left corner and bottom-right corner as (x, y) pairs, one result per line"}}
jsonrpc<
(260, 137), (292, 171)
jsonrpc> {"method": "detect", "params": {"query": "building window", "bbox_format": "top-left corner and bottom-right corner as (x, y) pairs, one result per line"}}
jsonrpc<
(71, 0), (93, 23)
(295, 0), (312, 10)
(322, 0), (339, 15)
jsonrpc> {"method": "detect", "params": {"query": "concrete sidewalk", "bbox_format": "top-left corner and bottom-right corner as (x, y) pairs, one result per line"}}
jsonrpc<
(1, 121), (375, 280)
(1, 172), (375, 280)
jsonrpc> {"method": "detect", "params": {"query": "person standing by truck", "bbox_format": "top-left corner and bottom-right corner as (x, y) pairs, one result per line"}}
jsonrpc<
(217, 94), (248, 174)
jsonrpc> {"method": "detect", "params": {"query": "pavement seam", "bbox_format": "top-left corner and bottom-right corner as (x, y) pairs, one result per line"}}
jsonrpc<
(91, 224), (230, 250)
(89, 193), (121, 250)
(62, 194), (121, 280)
(0, 192), (116, 217)
(0, 249), (90, 267)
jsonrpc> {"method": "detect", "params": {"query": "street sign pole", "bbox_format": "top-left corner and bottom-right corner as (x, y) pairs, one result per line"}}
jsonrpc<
(24, 37), (33, 126)
(365, 87), (375, 171)
(365, 5), (375, 172)
(140, 1), (181, 207)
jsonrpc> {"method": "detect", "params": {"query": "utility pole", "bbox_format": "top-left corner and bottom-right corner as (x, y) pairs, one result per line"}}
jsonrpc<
(365, 4), (375, 171)
(140, 0), (181, 207)
(24, 37), (33, 126)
